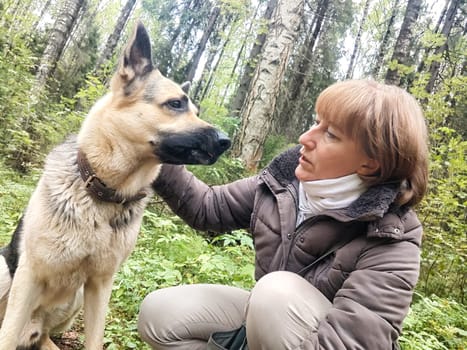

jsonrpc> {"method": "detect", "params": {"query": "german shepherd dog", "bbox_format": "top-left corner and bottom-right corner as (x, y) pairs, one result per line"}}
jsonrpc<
(0, 22), (230, 349)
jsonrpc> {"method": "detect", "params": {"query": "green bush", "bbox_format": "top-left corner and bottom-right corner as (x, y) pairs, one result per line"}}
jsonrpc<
(400, 294), (467, 350)
(417, 128), (466, 301)
(0, 163), (38, 243)
(104, 207), (255, 349)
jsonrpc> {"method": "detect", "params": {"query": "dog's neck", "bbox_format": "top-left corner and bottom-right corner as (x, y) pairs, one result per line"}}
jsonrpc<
(77, 150), (147, 205)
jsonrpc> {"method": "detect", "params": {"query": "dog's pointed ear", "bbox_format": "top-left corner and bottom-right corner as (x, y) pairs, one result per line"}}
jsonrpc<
(119, 22), (153, 83)
(180, 81), (191, 94)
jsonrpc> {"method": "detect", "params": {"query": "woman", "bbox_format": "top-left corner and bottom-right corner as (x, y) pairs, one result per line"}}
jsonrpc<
(138, 79), (429, 349)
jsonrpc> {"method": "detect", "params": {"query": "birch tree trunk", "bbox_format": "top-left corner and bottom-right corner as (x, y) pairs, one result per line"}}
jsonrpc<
(232, 0), (304, 171)
(33, 0), (85, 97)
(274, 0), (329, 141)
(385, 0), (422, 86)
(425, 0), (460, 93)
(95, 0), (137, 70)
(371, 0), (398, 78)
(345, 0), (371, 79)
(230, 0), (278, 117)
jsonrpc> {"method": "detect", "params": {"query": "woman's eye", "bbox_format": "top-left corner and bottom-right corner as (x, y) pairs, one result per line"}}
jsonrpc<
(325, 129), (337, 139)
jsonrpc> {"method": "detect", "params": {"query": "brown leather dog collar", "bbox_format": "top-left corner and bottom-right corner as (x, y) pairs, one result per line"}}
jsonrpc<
(77, 150), (146, 205)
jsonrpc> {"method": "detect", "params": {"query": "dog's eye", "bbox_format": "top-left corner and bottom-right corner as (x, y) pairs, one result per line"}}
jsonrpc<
(166, 98), (187, 111)
(168, 100), (182, 109)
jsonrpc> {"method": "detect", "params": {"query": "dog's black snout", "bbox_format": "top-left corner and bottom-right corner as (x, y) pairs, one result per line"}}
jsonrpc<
(216, 131), (231, 152)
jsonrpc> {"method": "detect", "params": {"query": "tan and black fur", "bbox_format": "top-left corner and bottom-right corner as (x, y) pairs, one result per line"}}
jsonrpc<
(0, 22), (230, 350)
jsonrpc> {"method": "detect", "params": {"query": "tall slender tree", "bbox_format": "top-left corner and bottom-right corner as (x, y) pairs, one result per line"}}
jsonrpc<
(232, 0), (304, 171)
(95, 0), (137, 70)
(385, 0), (422, 86)
(32, 0), (85, 97)
(185, 6), (221, 82)
(346, 0), (371, 79)
(218, 3), (262, 106)
(425, 0), (461, 93)
(371, 0), (398, 78)
(229, 0), (278, 117)
(278, 0), (330, 140)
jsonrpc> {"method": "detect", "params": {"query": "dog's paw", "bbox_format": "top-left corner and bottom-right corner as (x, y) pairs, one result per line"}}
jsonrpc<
(17, 318), (43, 350)
(39, 337), (60, 350)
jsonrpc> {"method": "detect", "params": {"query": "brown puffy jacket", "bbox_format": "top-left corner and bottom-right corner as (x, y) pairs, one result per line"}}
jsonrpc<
(152, 146), (422, 350)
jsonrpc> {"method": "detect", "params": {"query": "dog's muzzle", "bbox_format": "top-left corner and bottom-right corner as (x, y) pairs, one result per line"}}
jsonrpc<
(154, 128), (231, 165)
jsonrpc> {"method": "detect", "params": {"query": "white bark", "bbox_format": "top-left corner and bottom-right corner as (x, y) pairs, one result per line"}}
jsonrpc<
(234, 0), (304, 171)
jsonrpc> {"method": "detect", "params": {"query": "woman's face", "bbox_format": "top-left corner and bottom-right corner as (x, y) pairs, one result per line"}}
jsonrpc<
(295, 117), (377, 182)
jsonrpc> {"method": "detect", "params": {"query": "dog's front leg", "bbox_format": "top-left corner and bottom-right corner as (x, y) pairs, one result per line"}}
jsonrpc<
(0, 257), (42, 349)
(83, 275), (114, 349)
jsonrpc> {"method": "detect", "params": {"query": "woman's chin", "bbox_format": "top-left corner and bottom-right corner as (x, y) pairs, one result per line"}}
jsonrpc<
(295, 165), (314, 182)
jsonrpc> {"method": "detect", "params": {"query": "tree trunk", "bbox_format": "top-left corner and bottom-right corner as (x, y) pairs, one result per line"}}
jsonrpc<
(288, 0), (328, 103)
(33, 0), (85, 97)
(232, 0), (304, 171)
(219, 5), (261, 106)
(415, 0), (449, 75)
(95, 0), (137, 70)
(425, 0), (460, 93)
(171, 0), (205, 78)
(185, 6), (221, 82)
(194, 16), (232, 103)
(371, 0), (398, 78)
(385, 0), (422, 86)
(277, 0), (329, 140)
(345, 0), (371, 79)
(229, 0), (278, 117)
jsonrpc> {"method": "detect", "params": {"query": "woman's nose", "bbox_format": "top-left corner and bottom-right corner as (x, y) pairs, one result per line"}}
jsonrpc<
(299, 127), (317, 146)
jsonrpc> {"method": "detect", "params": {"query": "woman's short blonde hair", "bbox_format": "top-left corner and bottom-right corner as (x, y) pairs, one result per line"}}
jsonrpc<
(315, 79), (428, 207)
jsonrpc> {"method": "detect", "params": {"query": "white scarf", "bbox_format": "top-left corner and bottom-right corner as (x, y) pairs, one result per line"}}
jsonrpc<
(296, 173), (367, 226)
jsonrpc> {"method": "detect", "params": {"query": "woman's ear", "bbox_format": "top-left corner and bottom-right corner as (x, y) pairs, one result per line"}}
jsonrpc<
(357, 158), (380, 176)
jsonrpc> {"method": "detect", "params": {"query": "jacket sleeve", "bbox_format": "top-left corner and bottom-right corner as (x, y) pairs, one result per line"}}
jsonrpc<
(305, 227), (421, 349)
(152, 164), (257, 233)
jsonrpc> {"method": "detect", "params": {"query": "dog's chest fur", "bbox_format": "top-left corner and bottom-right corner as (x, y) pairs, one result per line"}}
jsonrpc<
(21, 136), (154, 283)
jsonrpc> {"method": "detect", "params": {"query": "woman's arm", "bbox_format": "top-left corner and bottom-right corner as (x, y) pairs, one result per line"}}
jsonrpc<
(152, 164), (258, 233)
(306, 223), (422, 349)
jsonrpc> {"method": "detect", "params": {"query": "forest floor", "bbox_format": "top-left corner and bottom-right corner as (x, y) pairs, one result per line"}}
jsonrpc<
(51, 314), (84, 349)
(53, 331), (83, 349)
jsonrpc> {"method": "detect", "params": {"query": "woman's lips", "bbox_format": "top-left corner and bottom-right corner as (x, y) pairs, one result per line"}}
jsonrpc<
(299, 150), (311, 165)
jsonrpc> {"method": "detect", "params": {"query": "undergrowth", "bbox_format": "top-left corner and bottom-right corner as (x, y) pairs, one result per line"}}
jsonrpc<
(0, 163), (465, 349)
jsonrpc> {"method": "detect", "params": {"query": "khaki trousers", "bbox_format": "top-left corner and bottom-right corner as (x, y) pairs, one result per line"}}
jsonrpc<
(138, 271), (332, 350)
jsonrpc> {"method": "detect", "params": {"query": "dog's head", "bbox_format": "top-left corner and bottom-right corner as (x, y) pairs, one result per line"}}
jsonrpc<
(103, 22), (230, 165)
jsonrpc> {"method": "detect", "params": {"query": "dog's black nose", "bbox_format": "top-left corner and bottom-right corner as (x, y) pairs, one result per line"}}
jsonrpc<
(216, 130), (231, 152)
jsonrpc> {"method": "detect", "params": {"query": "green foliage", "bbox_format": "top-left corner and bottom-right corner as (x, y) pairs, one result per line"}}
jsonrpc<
(400, 294), (467, 350)
(198, 95), (240, 137)
(104, 208), (255, 349)
(51, 24), (101, 100)
(0, 162), (38, 243)
(0, 22), (40, 171)
(188, 154), (249, 185)
(417, 128), (466, 301)
(73, 74), (109, 112)
(258, 134), (294, 169)
(0, 21), (85, 172)
(410, 75), (467, 302)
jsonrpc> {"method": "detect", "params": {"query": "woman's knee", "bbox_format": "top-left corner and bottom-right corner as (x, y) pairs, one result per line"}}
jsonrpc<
(246, 271), (332, 349)
(138, 284), (250, 348)
(247, 271), (306, 322)
(137, 289), (168, 346)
